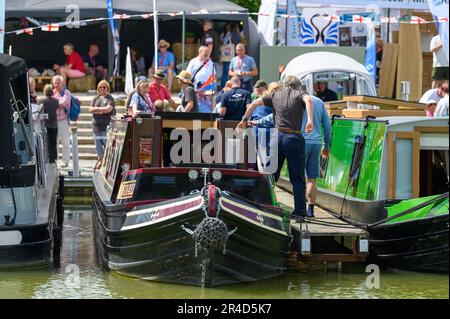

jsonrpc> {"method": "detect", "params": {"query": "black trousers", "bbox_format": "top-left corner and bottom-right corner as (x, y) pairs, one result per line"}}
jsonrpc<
(47, 127), (58, 163)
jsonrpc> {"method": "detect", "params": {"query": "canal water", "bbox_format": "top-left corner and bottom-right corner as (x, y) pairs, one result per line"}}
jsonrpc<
(0, 210), (448, 299)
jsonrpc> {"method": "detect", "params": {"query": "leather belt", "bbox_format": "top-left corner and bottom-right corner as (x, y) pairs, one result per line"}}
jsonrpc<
(277, 127), (303, 134)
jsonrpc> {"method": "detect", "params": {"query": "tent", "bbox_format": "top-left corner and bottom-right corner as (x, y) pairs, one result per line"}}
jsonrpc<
(5, 0), (256, 76)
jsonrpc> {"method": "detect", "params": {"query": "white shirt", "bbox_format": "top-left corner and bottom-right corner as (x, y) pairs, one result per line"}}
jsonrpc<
(420, 88), (443, 104)
(435, 94), (449, 117)
(430, 35), (449, 68)
(186, 57), (216, 89)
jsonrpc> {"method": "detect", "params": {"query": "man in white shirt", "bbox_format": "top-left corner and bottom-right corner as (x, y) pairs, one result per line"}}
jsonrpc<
(420, 81), (448, 104)
(186, 46), (216, 89)
(430, 34), (449, 88)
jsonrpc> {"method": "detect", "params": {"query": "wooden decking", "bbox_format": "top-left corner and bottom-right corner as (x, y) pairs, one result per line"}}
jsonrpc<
(275, 185), (369, 265)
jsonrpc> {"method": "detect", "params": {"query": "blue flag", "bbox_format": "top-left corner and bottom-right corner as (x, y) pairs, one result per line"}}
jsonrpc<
(365, 20), (376, 84)
(106, 0), (120, 75)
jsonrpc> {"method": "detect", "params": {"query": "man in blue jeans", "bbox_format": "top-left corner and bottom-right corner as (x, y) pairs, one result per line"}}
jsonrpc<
(237, 76), (314, 218)
(251, 95), (331, 217)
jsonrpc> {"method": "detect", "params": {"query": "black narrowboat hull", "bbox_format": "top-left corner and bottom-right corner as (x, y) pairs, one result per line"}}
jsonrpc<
(367, 215), (449, 273)
(0, 222), (54, 269)
(92, 192), (292, 287)
(317, 188), (449, 273)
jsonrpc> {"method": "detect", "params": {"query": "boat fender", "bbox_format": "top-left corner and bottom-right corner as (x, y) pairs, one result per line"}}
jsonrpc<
(192, 217), (230, 256)
(207, 184), (218, 217)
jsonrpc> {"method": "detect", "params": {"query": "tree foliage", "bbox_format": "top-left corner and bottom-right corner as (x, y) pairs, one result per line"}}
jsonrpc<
(230, 0), (261, 14)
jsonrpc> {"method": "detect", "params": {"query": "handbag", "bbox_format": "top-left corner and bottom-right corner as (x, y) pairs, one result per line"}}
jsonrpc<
(220, 37), (235, 62)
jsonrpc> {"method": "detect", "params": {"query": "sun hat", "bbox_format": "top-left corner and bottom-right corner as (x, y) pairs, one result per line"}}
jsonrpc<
(151, 70), (166, 79)
(176, 70), (193, 85)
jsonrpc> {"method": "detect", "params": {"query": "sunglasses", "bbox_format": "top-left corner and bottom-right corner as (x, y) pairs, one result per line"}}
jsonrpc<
(99, 86), (107, 89)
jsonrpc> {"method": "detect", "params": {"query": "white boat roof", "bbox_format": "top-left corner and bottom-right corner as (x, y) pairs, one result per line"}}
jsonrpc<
(282, 51), (371, 79)
(379, 116), (449, 130)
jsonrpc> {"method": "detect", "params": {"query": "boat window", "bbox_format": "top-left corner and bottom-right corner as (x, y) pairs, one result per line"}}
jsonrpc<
(419, 150), (449, 197)
(132, 173), (274, 205)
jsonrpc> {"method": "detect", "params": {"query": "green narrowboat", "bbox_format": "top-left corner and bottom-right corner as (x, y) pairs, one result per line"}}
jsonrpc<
(314, 116), (448, 272)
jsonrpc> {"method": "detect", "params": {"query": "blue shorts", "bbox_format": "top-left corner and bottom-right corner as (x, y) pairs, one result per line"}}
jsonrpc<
(305, 143), (321, 179)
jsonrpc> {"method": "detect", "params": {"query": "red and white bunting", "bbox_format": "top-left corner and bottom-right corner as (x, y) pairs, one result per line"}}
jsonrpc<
(410, 16), (427, 24)
(16, 28), (34, 35)
(114, 14), (131, 20)
(220, 11), (240, 15)
(41, 24), (60, 32)
(140, 13), (153, 19)
(167, 11), (183, 17)
(324, 14), (340, 22)
(381, 16), (398, 23)
(352, 15), (370, 24)
(438, 17), (449, 23)
(258, 13), (270, 17)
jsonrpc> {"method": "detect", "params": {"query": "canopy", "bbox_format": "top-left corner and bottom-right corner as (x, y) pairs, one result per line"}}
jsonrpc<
(282, 51), (372, 80)
(6, 0), (248, 18)
(0, 53), (27, 171)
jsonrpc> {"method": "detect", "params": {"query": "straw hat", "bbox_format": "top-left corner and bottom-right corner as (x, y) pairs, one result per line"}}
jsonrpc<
(158, 39), (170, 49)
(151, 70), (166, 79)
(176, 70), (193, 85)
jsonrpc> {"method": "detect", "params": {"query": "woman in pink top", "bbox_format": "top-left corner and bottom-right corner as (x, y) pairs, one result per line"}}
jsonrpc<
(53, 43), (86, 84)
(52, 75), (72, 167)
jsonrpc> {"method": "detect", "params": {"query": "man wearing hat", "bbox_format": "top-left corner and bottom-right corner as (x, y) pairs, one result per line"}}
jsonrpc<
(176, 71), (198, 113)
(149, 70), (176, 112)
(252, 80), (268, 100)
(149, 39), (176, 91)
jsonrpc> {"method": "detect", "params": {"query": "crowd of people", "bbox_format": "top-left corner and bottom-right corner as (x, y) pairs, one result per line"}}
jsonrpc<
(28, 19), (447, 219)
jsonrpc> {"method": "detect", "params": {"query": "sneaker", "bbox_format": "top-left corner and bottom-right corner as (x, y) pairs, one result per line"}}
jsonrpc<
(306, 205), (315, 218)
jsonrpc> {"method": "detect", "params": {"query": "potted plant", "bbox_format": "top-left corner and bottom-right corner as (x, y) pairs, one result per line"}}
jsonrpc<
(185, 31), (196, 44)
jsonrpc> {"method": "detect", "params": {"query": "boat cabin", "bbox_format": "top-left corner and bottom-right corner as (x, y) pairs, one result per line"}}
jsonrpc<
(96, 112), (277, 209)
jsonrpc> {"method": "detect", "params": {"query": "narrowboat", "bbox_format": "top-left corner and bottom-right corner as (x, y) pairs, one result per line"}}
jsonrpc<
(315, 115), (448, 272)
(0, 54), (62, 269)
(92, 112), (292, 287)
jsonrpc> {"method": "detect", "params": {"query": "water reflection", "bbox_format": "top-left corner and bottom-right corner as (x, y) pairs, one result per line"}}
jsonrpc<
(0, 210), (448, 299)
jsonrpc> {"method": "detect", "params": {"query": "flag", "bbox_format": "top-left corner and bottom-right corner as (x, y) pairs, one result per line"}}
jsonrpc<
(41, 24), (60, 32)
(410, 16), (427, 24)
(380, 17), (398, 24)
(198, 74), (217, 93)
(0, 0), (5, 53)
(106, 0), (120, 76)
(324, 14), (340, 22)
(113, 14), (131, 20)
(437, 17), (449, 23)
(286, 0), (301, 46)
(16, 28), (33, 35)
(124, 47), (134, 94)
(365, 20), (376, 84)
(352, 15), (370, 24)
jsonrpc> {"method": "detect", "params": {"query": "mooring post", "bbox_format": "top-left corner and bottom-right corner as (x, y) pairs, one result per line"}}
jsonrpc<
(71, 123), (79, 178)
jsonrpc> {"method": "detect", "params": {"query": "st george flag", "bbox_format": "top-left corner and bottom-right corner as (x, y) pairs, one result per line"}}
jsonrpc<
(41, 24), (60, 32)
(324, 14), (340, 22)
(16, 28), (34, 35)
(352, 15), (370, 24)
(410, 16), (427, 24)
(380, 17), (398, 24)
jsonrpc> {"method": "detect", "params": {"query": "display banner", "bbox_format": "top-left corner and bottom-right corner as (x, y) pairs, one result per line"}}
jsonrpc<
(365, 20), (376, 83)
(258, 0), (278, 46)
(300, 8), (338, 46)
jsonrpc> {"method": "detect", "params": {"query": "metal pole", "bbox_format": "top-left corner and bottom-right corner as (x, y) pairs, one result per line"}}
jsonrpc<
(153, 0), (159, 71)
(182, 10), (186, 69)
(71, 124), (79, 178)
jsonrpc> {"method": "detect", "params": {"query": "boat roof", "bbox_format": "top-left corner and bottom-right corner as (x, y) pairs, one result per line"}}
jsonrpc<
(282, 51), (371, 79)
(0, 54), (28, 82)
(380, 116), (449, 130)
